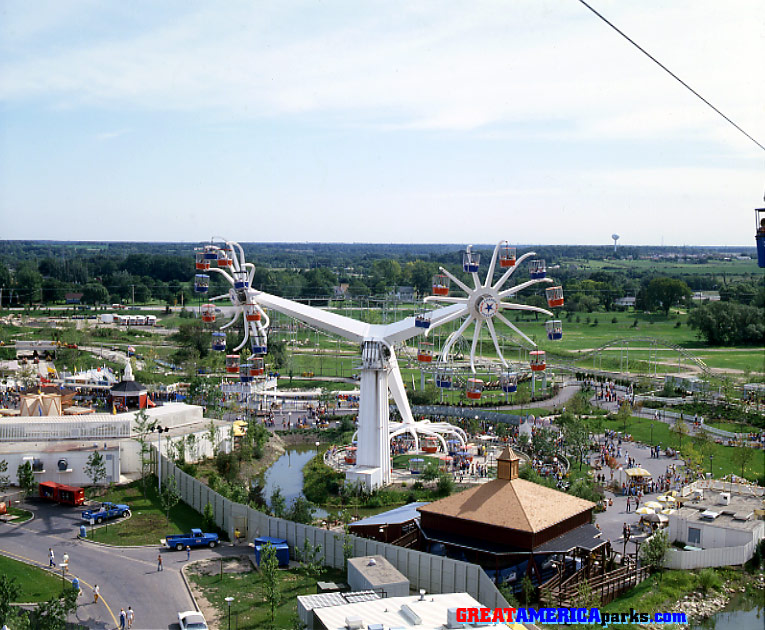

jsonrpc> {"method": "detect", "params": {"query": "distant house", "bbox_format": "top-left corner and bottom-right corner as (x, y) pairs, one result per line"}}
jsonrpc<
(614, 297), (636, 308)
(65, 293), (84, 304)
(332, 284), (348, 299)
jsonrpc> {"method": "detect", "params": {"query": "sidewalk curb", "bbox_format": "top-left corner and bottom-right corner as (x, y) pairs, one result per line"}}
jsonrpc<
(180, 562), (202, 612)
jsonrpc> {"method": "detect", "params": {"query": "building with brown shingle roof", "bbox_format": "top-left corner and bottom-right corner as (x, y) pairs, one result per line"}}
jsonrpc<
(417, 447), (605, 588)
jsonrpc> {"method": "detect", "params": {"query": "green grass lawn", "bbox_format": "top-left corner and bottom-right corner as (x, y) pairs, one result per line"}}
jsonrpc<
(89, 479), (216, 546)
(7, 506), (33, 523)
(277, 378), (358, 391)
(0, 554), (65, 602)
(391, 453), (442, 469)
(598, 414), (764, 481)
(189, 560), (346, 630)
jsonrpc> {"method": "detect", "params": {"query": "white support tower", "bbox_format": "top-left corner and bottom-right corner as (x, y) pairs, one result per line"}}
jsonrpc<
(195, 239), (559, 490)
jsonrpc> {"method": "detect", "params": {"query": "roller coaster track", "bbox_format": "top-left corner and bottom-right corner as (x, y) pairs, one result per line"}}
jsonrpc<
(550, 337), (711, 377)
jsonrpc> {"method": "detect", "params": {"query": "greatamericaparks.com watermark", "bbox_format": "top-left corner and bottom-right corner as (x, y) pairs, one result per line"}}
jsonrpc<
(455, 607), (687, 626)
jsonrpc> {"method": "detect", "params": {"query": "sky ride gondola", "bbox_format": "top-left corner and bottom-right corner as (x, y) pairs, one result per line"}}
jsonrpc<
(200, 304), (216, 323)
(250, 336), (267, 355)
(239, 362), (253, 383)
(545, 320), (563, 341)
(249, 357), (265, 377)
(226, 355), (240, 374)
(500, 371), (517, 393)
(414, 313), (431, 329)
(211, 331), (226, 352)
(194, 274), (210, 293)
(435, 370), (453, 389)
(245, 300), (261, 322)
(498, 241), (516, 268)
(422, 436), (439, 454)
(756, 207), (765, 268)
(203, 246), (218, 261)
(233, 270), (249, 291)
(466, 378), (484, 400)
(462, 247), (480, 273)
(529, 259), (546, 279)
(217, 248), (233, 267)
(530, 350), (546, 371)
(432, 274), (450, 296)
(417, 341), (434, 363)
(195, 251), (210, 271)
(545, 285), (564, 308)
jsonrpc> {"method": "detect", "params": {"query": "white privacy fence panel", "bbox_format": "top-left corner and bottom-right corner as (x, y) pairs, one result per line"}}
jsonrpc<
(665, 540), (755, 570)
(159, 455), (509, 609)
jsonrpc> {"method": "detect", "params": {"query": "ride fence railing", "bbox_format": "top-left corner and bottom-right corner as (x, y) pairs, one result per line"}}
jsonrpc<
(158, 454), (509, 609)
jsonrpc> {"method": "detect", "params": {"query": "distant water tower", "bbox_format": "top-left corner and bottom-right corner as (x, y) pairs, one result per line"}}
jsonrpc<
(612, 234), (620, 253)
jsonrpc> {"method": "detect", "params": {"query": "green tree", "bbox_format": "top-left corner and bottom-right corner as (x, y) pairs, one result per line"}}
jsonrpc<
(260, 542), (282, 628)
(0, 574), (21, 626)
(29, 588), (78, 630)
(421, 461), (440, 484)
(16, 461), (36, 496)
(298, 538), (323, 578)
(640, 530), (669, 574)
(160, 475), (181, 523)
(133, 409), (156, 496)
(267, 337), (288, 371)
(84, 451), (107, 490)
(270, 486), (286, 518)
(639, 277), (691, 315)
(14, 263), (43, 305)
(285, 496), (315, 524)
(563, 418), (590, 470)
(732, 446), (755, 478)
(202, 502), (216, 531)
(0, 459), (10, 494)
(436, 471), (454, 496)
(81, 282), (109, 306)
(688, 301), (765, 345)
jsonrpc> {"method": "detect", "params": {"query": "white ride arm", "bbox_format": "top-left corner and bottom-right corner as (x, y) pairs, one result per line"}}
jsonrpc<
(485, 319), (508, 368)
(493, 251), (537, 290)
(438, 266), (472, 295)
(495, 312), (537, 348)
(387, 350), (416, 426)
(498, 277), (553, 298)
(469, 318), (483, 373)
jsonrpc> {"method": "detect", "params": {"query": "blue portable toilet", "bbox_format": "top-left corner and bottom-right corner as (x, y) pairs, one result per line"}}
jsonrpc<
(79, 525), (87, 538)
(71, 577), (80, 593)
(253, 536), (290, 567)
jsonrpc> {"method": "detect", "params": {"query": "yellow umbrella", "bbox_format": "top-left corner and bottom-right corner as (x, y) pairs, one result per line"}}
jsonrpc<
(636, 507), (655, 515)
(661, 508), (677, 515)
(625, 468), (652, 477)
(658, 495), (676, 504)
(644, 501), (663, 510)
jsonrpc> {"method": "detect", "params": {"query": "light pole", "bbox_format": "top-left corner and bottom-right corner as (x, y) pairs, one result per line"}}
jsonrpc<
(153, 424), (169, 492)
(650, 423), (654, 445)
(60, 563), (68, 590)
(225, 596), (234, 630)
(709, 454), (714, 478)
(315, 441), (320, 457)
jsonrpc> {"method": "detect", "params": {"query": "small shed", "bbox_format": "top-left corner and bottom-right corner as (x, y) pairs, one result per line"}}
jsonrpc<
(349, 502), (427, 545)
(253, 536), (290, 567)
(347, 555), (409, 598)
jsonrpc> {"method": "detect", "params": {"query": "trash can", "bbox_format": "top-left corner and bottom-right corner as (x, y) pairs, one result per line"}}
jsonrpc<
(79, 525), (87, 538)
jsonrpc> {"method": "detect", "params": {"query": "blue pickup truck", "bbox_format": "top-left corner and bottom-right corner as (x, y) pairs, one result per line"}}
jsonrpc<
(163, 528), (219, 551)
(81, 502), (131, 523)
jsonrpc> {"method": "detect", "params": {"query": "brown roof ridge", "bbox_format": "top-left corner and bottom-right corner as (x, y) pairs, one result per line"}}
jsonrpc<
(497, 446), (520, 462)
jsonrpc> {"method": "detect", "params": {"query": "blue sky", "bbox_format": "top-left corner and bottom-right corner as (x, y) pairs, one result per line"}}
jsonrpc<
(1, 0), (763, 245)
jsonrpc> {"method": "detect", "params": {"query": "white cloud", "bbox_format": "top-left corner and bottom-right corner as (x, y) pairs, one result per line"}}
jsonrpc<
(1, 0), (762, 148)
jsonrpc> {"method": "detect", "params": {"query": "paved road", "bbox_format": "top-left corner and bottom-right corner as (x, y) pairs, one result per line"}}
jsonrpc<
(0, 501), (248, 629)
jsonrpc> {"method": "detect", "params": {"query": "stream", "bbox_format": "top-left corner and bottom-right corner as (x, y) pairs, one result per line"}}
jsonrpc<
(691, 590), (764, 630)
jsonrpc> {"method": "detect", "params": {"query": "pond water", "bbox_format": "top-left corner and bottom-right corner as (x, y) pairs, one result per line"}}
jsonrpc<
(261, 445), (328, 519)
(691, 591), (764, 630)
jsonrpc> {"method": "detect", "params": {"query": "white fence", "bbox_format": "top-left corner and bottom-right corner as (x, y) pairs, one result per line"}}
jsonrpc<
(159, 455), (509, 609)
(665, 540), (755, 570)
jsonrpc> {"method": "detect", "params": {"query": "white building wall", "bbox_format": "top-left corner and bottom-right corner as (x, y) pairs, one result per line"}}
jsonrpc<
(5, 447), (120, 486)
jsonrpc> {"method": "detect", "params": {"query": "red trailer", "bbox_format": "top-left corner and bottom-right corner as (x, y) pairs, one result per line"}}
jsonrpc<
(38, 481), (85, 506)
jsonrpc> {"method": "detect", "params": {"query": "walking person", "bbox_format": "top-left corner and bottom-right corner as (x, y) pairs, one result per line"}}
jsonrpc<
(157, 553), (163, 572)
(127, 606), (134, 629)
(119, 608), (127, 629)
(48, 548), (55, 567)
(93, 584), (100, 604)
(62, 552), (69, 573)
(186, 545), (191, 561)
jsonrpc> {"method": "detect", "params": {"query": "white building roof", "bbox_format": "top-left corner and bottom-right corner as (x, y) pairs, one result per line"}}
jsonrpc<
(311, 592), (521, 630)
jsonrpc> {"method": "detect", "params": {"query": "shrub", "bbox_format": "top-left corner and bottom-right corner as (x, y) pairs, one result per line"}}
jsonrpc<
(698, 568), (721, 593)
(611, 317), (618, 324)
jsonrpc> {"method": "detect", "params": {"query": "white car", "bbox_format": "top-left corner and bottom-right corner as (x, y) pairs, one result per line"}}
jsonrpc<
(178, 611), (208, 630)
